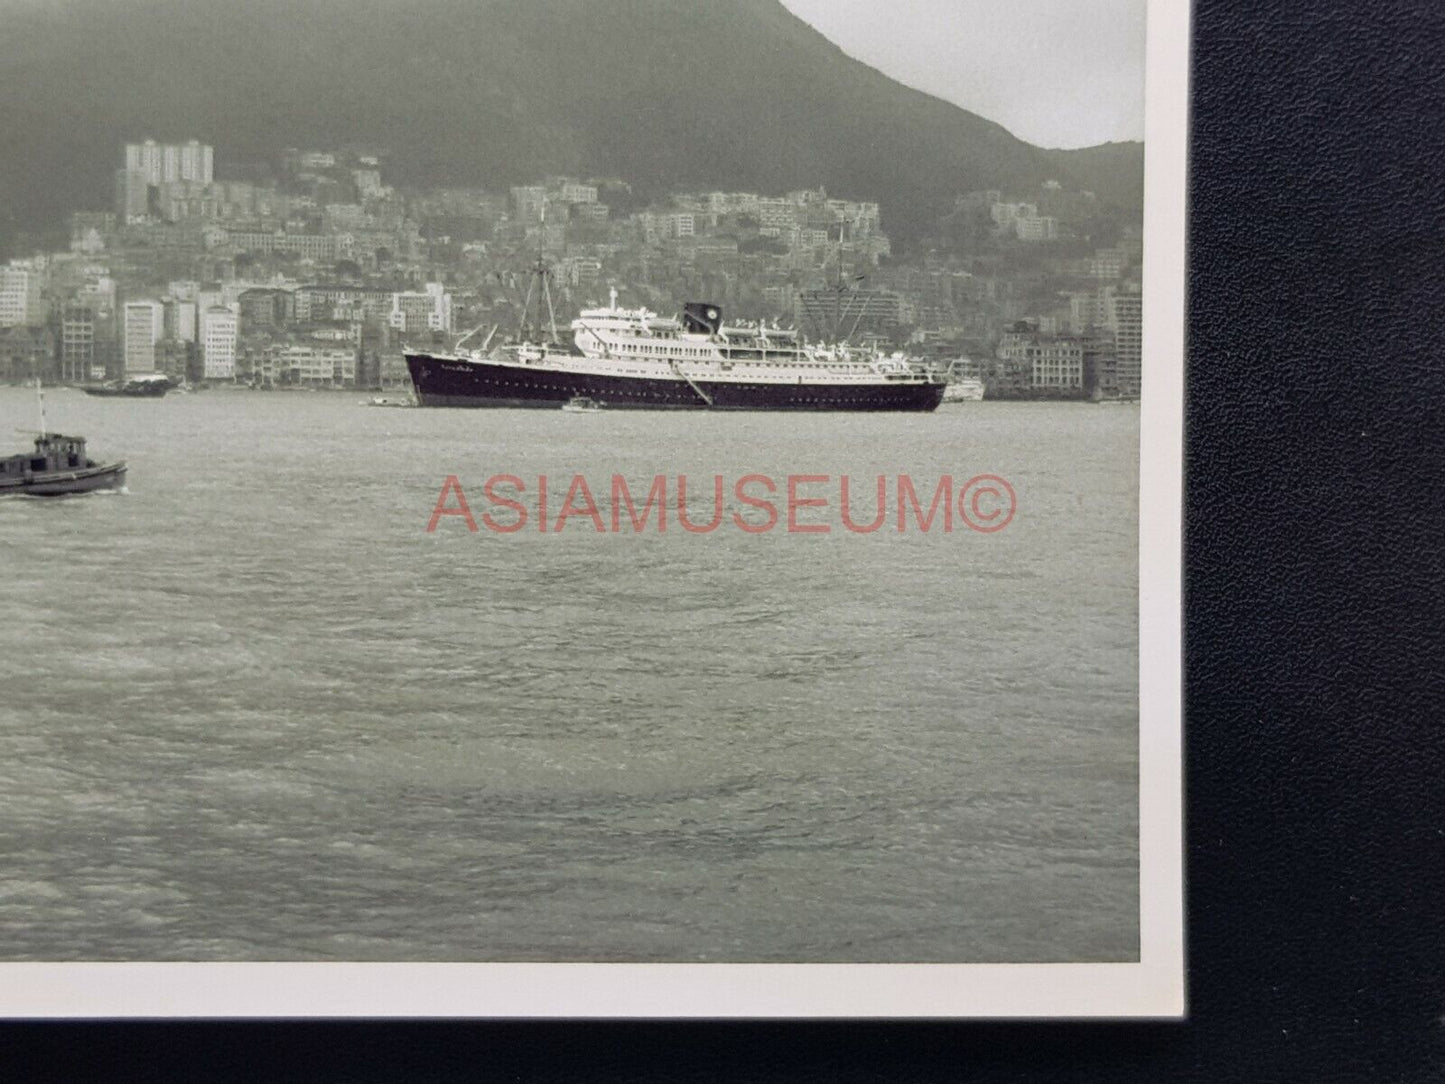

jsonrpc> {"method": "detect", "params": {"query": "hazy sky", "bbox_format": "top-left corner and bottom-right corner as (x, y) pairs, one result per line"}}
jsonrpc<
(778, 0), (1145, 148)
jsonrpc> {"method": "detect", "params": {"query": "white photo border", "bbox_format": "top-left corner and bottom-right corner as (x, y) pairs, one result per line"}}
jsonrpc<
(0, 0), (1188, 1019)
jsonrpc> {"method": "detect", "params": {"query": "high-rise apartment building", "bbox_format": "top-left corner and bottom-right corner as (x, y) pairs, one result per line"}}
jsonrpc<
(60, 303), (98, 383)
(201, 305), (238, 380)
(116, 139), (214, 221)
(123, 299), (165, 374)
(125, 139), (213, 185)
(1110, 293), (1142, 397)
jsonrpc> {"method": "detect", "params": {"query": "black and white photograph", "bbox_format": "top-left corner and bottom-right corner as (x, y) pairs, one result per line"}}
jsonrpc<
(0, 0), (1185, 1017)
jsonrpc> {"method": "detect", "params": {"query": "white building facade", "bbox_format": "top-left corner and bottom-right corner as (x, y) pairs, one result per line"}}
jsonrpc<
(201, 305), (238, 381)
(123, 300), (165, 374)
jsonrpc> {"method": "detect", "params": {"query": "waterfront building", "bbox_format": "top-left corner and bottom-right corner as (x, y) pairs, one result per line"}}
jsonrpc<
(256, 342), (357, 387)
(60, 303), (100, 383)
(122, 299), (165, 374)
(999, 324), (1085, 392)
(1110, 293), (1142, 396)
(1083, 332), (1119, 397)
(201, 305), (239, 380)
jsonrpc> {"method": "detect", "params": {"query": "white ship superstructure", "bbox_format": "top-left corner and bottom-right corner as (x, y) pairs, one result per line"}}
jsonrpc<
(557, 289), (921, 388)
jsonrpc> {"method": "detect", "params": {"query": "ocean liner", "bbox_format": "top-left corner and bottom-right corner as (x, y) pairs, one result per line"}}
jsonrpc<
(406, 280), (944, 412)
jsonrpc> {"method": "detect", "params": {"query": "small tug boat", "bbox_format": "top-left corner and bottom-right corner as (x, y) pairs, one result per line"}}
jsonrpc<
(361, 395), (415, 407)
(2, 380), (126, 496)
(0, 433), (127, 496)
(561, 396), (602, 413)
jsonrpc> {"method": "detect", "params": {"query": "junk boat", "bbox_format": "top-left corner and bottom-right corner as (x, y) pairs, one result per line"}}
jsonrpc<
(82, 374), (172, 398)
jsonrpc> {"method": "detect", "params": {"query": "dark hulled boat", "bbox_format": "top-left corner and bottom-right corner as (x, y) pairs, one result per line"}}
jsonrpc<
(407, 351), (946, 411)
(82, 375), (172, 398)
(0, 433), (126, 496)
(406, 289), (944, 412)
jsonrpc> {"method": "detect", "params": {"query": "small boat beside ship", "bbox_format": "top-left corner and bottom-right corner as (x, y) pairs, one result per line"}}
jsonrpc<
(82, 374), (173, 398)
(561, 396), (602, 413)
(361, 394), (415, 408)
(942, 377), (985, 402)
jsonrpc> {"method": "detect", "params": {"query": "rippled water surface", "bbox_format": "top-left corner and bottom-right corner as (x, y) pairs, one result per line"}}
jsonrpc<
(0, 388), (1138, 962)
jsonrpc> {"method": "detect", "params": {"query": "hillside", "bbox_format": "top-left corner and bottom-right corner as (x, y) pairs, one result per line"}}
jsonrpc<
(1042, 142), (1146, 214)
(0, 0), (1141, 247)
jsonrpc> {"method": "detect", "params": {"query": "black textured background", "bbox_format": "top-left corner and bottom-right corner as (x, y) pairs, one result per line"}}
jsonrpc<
(6, 0), (1444, 1077)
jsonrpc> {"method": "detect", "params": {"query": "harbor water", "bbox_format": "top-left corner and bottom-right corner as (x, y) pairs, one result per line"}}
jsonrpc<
(0, 388), (1138, 962)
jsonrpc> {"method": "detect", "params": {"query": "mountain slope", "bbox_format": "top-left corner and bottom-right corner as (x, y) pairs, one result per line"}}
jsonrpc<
(0, 0), (1139, 247)
(1043, 142), (1146, 214)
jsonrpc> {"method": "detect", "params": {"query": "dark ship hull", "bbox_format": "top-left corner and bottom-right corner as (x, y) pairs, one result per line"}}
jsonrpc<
(406, 353), (945, 412)
(82, 383), (170, 398)
(0, 462), (127, 497)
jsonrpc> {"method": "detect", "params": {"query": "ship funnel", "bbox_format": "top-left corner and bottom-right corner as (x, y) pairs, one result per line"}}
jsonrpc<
(682, 302), (723, 335)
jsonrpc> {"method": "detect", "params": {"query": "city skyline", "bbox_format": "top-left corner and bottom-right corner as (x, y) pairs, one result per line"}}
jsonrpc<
(0, 136), (1143, 400)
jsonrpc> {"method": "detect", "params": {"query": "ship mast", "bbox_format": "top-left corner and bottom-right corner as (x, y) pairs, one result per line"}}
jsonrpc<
(34, 374), (47, 438)
(515, 202), (561, 346)
(829, 219), (867, 345)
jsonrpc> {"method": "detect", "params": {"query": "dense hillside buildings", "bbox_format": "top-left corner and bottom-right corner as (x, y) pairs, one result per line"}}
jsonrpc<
(5, 139), (1143, 396)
